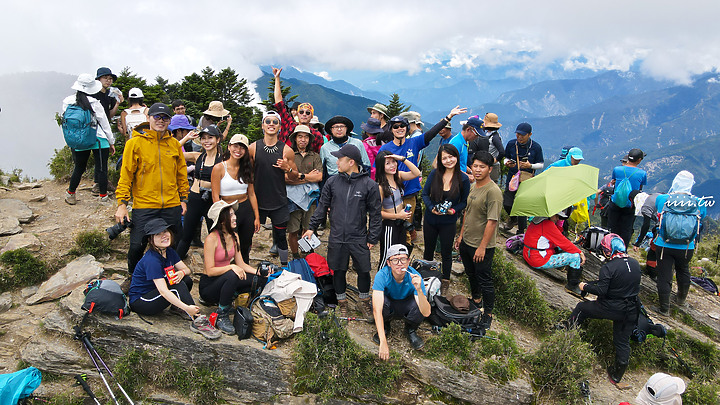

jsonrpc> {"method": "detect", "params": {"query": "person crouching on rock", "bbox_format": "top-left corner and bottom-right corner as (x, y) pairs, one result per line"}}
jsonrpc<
(561, 233), (641, 388)
(199, 200), (267, 335)
(128, 218), (221, 340)
(372, 244), (431, 360)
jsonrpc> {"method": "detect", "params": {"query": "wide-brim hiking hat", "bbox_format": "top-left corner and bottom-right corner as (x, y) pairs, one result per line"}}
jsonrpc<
(628, 148), (646, 162)
(143, 218), (176, 237)
(229, 133), (249, 149)
(330, 144), (363, 165)
(95, 67), (117, 81)
(325, 116), (354, 134)
(169, 115), (195, 132)
(386, 244), (409, 259)
(290, 124), (314, 143)
(449, 295), (471, 313)
(360, 118), (384, 134)
(203, 101), (230, 118)
(483, 113), (502, 129)
(400, 111), (423, 126)
(633, 192), (649, 216)
(635, 373), (685, 405)
(71, 74), (102, 95)
(207, 200), (237, 232)
(128, 87), (144, 98)
(367, 103), (389, 118)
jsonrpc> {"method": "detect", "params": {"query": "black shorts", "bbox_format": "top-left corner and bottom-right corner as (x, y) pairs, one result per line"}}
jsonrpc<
(259, 206), (290, 225)
(327, 242), (372, 274)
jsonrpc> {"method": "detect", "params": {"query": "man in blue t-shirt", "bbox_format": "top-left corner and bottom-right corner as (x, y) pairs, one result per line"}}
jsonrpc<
(372, 244), (431, 360)
(438, 116), (483, 175)
(607, 148), (648, 247)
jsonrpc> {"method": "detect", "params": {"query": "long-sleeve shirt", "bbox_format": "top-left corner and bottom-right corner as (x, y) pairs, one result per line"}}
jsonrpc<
(523, 218), (581, 268)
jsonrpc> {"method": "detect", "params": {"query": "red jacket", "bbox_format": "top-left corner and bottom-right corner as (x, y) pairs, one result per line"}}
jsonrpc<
(523, 219), (581, 267)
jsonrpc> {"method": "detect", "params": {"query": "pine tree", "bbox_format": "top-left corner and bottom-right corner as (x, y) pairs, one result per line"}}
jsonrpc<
(261, 76), (298, 111)
(386, 93), (411, 118)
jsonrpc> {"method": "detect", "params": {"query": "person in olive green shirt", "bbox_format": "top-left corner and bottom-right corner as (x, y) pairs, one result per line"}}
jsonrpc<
(455, 151), (503, 331)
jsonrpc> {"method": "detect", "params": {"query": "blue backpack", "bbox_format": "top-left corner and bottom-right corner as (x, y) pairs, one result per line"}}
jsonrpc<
(62, 104), (98, 150)
(613, 168), (639, 208)
(659, 194), (701, 246)
(287, 258), (317, 285)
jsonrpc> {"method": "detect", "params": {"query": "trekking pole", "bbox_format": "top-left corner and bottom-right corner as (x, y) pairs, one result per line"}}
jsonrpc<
(74, 374), (102, 405)
(74, 326), (120, 405)
(81, 331), (135, 405)
(338, 316), (370, 322)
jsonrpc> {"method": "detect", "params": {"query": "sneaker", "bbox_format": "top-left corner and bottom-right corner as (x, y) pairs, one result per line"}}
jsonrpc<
(480, 313), (493, 331)
(91, 183), (101, 195)
(191, 315), (222, 340)
(215, 307), (236, 335)
(99, 195), (111, 203)
(65, 191), (77, 205)
(358, 298), (374, 323)
(269, 244), (278, 257)
(169, 305), (188, 319)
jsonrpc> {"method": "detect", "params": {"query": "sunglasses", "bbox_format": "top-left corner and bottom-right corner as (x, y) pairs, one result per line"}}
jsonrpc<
(298, 110), (312, 116)
(152, 114), (171, 122)
(392, 124), (407, 130)
(264, 118), (280, 125)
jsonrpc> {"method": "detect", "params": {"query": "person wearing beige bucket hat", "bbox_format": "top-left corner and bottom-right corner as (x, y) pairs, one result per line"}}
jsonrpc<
(199, 200), (268, 335)
(197, 100), (232, 141)
(62, 73), (116, 205)
(211, 133), (260, 264)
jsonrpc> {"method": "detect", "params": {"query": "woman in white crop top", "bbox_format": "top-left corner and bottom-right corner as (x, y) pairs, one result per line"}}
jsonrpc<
(211, 134), (259, 264)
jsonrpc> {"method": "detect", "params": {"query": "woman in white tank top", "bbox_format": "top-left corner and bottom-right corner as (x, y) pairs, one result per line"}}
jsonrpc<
(211, 134), (259, 264)
(117, 87), (148, 137)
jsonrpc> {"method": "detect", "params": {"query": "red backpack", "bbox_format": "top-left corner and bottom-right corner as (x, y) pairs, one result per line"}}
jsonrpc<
(305, 253), (333, 277)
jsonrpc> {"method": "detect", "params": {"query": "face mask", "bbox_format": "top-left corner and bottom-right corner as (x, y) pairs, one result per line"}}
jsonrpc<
(333, 134), (349, 144)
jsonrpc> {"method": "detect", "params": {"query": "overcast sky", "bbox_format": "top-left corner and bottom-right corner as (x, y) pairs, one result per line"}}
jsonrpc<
(3, 0), (720, 86)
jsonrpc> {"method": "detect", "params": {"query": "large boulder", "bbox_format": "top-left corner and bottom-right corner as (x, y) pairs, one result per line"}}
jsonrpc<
(26, 255), (104, 305)
(1, 233), (42, 253)
(0, 199), (34, 223)
(0, 216), (21, 236)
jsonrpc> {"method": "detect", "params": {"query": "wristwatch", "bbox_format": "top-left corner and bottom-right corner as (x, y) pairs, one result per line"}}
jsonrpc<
(300, 173), (306, 180)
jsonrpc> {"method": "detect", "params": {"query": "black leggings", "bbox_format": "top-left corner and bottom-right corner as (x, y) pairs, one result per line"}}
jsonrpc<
(199, 271), (264, 307)
(656, 246), (694, 295)
(423, 220), (456, 280)
(177, 191), (213, 259)
(378, 219), (407, 271)
(69, 147), (109, 194)
(234, 199), (256, 265)
(129, 277), (194, 315)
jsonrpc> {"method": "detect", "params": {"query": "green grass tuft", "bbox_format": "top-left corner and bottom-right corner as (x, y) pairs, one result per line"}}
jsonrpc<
(68, 229), (112, 259)
(0, 249), (49, 292)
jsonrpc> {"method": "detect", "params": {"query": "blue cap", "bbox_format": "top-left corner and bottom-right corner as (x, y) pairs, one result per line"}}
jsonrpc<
(466, 115), (484, 134)
(568, 147), (584, 161)
(515, 122), (532, 135)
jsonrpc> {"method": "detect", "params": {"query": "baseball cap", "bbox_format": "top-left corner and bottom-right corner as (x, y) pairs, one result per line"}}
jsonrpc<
(128, 87), (144, 98)
(386, 244), (409, 258)
(148, 103), (172, 117)
(330, 144), (363, 165)
(515, 122), (532, 135)
(568, 147), (584, 161)
(628, 148), (646, 162)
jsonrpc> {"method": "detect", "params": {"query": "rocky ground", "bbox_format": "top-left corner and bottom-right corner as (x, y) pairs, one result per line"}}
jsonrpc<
(0, 180), (718, 404)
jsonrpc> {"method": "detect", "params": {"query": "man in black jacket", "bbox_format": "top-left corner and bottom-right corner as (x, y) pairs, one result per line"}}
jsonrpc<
(563, 233), (641, 388)
(304, 144), (382, 321)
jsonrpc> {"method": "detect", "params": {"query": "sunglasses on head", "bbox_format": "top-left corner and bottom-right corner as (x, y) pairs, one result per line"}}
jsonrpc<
(298, 110), (312, 116)
(392, 124), (407, 130)
(264, 118), (280, 125)
(152, 114), (171, 122)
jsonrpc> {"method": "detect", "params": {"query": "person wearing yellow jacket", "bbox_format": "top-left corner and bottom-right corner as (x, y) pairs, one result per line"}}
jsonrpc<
(115, 103), (189, 286)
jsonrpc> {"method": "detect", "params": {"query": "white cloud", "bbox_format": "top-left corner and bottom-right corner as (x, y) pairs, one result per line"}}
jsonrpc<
(315, 71), (332, 81)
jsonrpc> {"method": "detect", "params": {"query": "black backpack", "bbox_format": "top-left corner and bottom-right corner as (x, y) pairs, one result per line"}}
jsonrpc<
(428, 295), (482, 327)
(233, 306), (254, 340)
(81, 279), (130, 319)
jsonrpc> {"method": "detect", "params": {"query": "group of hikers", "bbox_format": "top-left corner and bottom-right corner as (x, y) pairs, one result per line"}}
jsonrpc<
(62, 67), (707, 393)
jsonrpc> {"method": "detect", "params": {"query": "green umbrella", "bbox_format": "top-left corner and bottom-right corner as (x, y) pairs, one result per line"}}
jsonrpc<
(510, 164), (599, 217)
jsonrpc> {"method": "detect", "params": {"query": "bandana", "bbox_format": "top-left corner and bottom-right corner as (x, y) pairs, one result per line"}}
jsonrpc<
(298, 102), (314, 117)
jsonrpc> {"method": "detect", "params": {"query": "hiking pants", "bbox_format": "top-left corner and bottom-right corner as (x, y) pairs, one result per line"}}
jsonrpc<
(128, 206), (183, 274)
(129, 276), (194, 315)
(176, 191), (213, 259)
(259, 207), (289, 265)
(382, 295), (424, 327)
(379, 219), (407, 271)
(199, 271), (262, 307)
(459, 242), (496, 313)
(234, 199), (256, 265)
(69, 147), (109, 194)
(423, 221), (456, 280)
(327, 242), (371, 300)
(656, 246), (694, 295)
(607, 202), (635, 248)
(570, 299), (638, 366)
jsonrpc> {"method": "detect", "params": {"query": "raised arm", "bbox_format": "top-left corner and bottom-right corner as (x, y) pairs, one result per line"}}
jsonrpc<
(423, 105), (467, 145)
(273, 67), (283, 104)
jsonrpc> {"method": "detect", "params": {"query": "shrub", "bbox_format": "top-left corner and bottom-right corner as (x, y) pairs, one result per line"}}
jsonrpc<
(68, 229), (112, 258)
(293, 312), (402, 399)
(48, 145), (121, 184)
(114, 348), (151, 398)
(0, 249), (49, 292)
(529, 328), (595, 403)
(684, 380), (720, 405)
(424, 323), (479, 372)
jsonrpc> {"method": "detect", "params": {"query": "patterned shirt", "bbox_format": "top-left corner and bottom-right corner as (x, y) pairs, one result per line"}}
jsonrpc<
(274, 100), (327, 153)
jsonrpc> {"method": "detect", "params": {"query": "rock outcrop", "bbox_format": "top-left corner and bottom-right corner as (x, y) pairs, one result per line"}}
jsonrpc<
(26, 255), (104, 305)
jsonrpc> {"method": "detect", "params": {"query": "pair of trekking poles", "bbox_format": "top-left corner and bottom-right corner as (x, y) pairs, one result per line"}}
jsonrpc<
(73, 325), (134, 405)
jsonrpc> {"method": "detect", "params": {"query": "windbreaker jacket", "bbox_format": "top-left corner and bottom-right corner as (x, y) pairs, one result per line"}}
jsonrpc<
(309, 170), (382, 245)
(116, 123), (189, 209)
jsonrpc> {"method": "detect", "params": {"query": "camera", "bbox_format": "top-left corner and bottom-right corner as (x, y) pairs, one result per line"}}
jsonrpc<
(257, 261), (281, 277)
(199, 187), (212, 202)
(437, 200), (453, 215)
(106, 219), (132, 240)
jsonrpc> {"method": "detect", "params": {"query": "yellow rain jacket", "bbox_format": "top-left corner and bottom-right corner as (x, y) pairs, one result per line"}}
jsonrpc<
(116, 123), (189, 209)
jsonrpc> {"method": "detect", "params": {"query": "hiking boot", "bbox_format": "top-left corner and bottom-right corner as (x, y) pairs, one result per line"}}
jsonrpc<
(372, 320), (391, 345)
(440, 279), (450, 297)
(269, 244), (278, 257)
(91, 183), (101, 195)
(358, 298), (374, 323)
(564, 267), (584, 298)
(405, 324), (424, 350)
(169, 305), (188, 319)
(607, 362), (631, 389)
(191, 315), (222, 340)
(65, 191), (77, 205)
(215, 307), (236, 335)
(676, 284), (690, 307)
(120, 276), (132, 294)
(335, 299), (348, 318)
(480, 313), (493, 331)
(652, 293), (671, 316)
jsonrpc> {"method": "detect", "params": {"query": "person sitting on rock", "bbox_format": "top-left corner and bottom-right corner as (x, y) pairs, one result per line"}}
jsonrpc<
(128, 218), (221, 340)
(523, 207), (586, 297)
(372, 244), (431, 360)
(199, 200), (267, 335)
(561, 233), (641, 388)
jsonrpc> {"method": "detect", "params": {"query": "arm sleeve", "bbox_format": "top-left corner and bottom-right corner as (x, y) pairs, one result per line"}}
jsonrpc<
(544, 221), (581, 254)
(421, 170), (435, 211)
(583, 263), (612, 297)
(492, 134), (505, 161)
(423, 118), (448, 146)
(366, 181), (383, 244)
(453, 175), (471, 213)
(530, 162), (544, 170)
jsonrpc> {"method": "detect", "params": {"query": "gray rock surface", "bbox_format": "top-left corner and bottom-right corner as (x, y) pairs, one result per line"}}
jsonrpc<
(0, 292), (12, 314)
(16, 182), (42, 190)
(1, 233), (41, 253)
(0, 216), (21, 236)
(20, 286), (38, 298)
(0, 199), (34, 223)
(28, 194), (46, 202)
(26, 255), (104, 305)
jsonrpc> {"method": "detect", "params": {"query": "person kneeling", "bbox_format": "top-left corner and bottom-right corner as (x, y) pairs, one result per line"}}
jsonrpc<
(128, 218), (221, 340)
(200, 200), (267, 335)
(372, 244), (431, 360)
(563, 233), (641, 388)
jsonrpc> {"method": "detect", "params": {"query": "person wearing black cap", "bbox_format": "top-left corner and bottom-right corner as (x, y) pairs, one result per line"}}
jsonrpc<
(92, 67), (123, 194)
(607, 148), (647, 248)
(304, 144), (382, 320)
(320, 116), (370, 176)
(176, 125), (224, 259)
(502, 122), (544, 234)
(115, 103), (189, 291)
